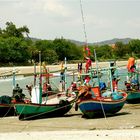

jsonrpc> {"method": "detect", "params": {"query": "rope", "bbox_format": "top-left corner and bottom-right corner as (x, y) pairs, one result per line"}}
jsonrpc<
(18, 101), (75, 132)
(99, 99), (110, 129)
(0, 104), (15, 119)
(18, 97), (76, 121)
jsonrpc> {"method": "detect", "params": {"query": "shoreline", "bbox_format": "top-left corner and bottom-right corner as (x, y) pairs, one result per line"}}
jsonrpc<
(1, 60), (139, 76)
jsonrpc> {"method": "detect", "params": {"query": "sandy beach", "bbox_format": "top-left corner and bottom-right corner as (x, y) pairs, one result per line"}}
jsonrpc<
(0, 60), (140, 139)
(0, 103), (140, 139)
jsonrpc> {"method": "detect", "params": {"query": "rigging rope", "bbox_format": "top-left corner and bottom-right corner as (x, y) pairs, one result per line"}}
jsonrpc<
(80, 0), (88, 46)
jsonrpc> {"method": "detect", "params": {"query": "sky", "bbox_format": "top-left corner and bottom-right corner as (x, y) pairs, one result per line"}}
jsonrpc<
(0, 0), (140, 43)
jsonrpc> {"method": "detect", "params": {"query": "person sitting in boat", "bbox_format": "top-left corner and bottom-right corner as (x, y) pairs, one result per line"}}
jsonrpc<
(12, 84), (25, 102)
(131, 79), (139, 90)
(83, 76), (90, 85)
(107, 77), (119, 92)
(112, 77), (120, 92)
(124, 81), (131, 91)
(68, 82), (77, 92)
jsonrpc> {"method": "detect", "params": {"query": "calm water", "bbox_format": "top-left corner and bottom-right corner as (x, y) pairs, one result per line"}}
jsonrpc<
(0, 68), (128, 97)
(0, 74), (75, 97)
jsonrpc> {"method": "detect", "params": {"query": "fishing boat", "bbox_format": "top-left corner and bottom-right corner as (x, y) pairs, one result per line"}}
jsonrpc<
(14, 55), (77, 120)
(0, 68), (29, 117)
(75, 50), (127, 118)
(0, 96), (15, 117)
(15, 89), (76, 120)
(75, 0), (127, 118)
(124, 57), (140, 104)
(76, 85), (127, 118)
(0, 88), (28, 117)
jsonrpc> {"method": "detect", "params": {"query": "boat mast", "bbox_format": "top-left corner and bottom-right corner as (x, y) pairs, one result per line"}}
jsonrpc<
(39, 51), (42, 104)
(64, 57), (67, 92)
(109, 62), (114, 92)
(34, 63), (36, 86)
(12, 67), (16, 89)
(94, 49), (100, 86)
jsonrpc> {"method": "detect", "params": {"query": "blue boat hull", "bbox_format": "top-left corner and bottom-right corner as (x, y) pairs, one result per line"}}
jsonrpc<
(78, 99), (126, 118)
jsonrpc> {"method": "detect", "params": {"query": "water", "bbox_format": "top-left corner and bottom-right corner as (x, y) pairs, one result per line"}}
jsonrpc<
(0, 68), (129, 97)
(0, 74), (75, 97)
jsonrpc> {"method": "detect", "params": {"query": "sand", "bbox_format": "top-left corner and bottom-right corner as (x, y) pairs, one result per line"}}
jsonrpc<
(0, 103), (140, 139)
(0, 60), (140, 139)
(0, 130), (140, 140)
(1, 60), (139, 75)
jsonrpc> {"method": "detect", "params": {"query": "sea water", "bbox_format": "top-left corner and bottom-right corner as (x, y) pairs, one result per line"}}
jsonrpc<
(0, 74), (75, 97)
(0, 68), (128, 97)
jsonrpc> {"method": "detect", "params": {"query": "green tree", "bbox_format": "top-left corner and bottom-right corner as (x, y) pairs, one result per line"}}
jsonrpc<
(113, 42), (125, 59)
(53, 38), (82, 61)
(1, 22), (29, 38)
(128, 39), (140, 58)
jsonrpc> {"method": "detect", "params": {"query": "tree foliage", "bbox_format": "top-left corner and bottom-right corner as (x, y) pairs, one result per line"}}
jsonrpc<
(0, 22), (140, 66)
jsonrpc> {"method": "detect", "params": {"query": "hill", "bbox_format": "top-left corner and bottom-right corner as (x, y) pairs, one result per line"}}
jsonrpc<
(28, 37), (133, 46)
(69, 38), (133, 46)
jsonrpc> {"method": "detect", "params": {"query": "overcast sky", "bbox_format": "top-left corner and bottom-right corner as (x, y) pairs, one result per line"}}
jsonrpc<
(0, 0), (140, 43)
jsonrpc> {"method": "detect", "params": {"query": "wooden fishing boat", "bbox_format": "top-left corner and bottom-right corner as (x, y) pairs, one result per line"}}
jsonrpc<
(0, 69), (29, 117)
(75, 60), (127, 118)
(76, 86), (127, 118)
(0, 83), (31, 117)
(126, 90), (140, 104)
(0, 96), (15, 117)
(75, 0), (127, 118)
(15, 56), (77, 120)
(75, 48), (127, 118)
(15, 86), (76, 120)
(124, 57), (140, 104)
(0, 92), (29, 117)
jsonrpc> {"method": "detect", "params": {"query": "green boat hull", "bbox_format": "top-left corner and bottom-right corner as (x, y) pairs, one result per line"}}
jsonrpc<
(15, 100), (73, 120)
(126, 90), (140, 104)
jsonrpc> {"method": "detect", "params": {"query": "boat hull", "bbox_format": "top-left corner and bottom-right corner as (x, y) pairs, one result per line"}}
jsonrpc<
(78, 98), (126, 118)
(0, 104), (15, 117)
(15, 100), (73, 120)
(126, 90), (140, 104)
